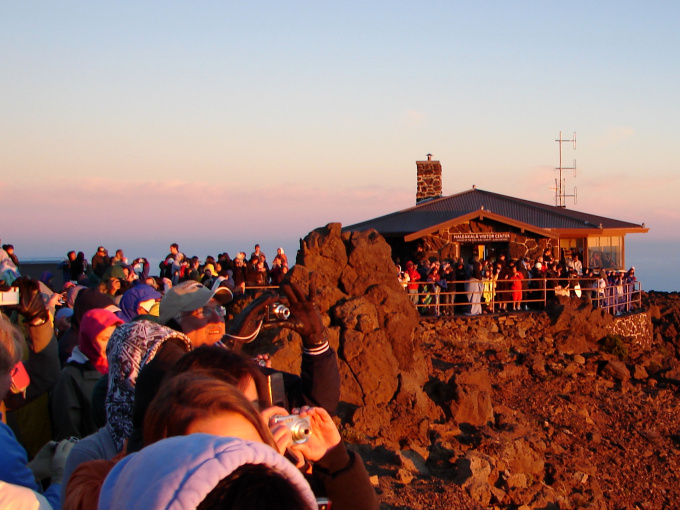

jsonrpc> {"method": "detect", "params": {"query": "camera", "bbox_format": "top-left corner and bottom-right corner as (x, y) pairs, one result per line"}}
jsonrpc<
(271, 414), (311, 444)
(0, 287), (19, 306)
(266, 303), (290, 321)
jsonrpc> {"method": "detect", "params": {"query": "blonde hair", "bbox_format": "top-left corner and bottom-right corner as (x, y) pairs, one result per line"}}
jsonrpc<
(0, 315), (23, 374)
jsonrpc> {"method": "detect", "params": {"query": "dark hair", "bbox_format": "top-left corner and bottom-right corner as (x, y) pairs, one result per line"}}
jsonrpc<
(197, 464), (308, 510)
(168, 346), (269, 409)
(171, 243), (179, 250)
(143, 372), (276, 449)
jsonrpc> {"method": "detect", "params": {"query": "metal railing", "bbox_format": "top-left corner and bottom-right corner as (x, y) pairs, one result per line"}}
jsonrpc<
(403, 277), (642, 317)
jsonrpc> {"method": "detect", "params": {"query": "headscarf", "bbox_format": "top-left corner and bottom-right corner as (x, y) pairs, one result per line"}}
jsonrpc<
(105, 320), (192, 452)
(79, 309), (124, 375)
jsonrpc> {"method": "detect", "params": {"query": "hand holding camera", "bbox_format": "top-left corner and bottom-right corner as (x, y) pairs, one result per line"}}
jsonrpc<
(279, 282), (327, 348)
(12, 277), (49, 325)
(264, 405), (341, 467)
(225, 292), (281, 349)
(290, 406), (341, 463)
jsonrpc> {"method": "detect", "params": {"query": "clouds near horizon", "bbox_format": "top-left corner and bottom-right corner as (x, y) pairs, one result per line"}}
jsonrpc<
(0, 178), (412, 256)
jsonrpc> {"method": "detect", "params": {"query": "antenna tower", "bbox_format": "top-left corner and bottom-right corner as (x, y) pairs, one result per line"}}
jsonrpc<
(551, 131), (577, 208)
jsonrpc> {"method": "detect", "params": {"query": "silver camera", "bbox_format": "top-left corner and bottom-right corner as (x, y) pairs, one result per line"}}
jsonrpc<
(266, 303), (290, 321)
(0, 288), (19, 306)
(272, 414), (311, 444)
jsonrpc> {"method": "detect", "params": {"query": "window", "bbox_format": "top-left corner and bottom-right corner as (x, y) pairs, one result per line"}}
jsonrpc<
(587, 236), (622, 269)
(559, 238), (584, 265)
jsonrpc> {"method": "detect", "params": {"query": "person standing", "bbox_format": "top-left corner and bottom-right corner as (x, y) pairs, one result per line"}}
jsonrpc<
(91, 247), (111, 279)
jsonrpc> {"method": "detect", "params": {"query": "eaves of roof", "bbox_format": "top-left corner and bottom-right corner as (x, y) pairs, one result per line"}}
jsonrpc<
(403, 209), (558, 242)
(344, 187), (648, 238)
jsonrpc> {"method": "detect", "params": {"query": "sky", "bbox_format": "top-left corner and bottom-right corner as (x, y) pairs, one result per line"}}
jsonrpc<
(1, 2), (679, 291)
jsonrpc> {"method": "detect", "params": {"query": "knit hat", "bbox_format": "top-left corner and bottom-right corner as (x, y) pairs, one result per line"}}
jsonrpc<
(103, 265), (126, 281)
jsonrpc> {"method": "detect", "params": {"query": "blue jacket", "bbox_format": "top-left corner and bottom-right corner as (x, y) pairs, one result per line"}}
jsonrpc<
(0, 420), (60, 509)
(98, 434), (317, 510)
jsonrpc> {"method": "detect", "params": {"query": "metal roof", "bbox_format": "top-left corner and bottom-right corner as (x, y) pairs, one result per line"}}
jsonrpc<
(344, 188), (647, 237)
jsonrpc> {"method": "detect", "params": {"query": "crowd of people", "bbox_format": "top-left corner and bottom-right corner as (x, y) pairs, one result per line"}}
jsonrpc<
(0, 240), (378, 510)
(397, 248), (639, 316)
(41, 243), (290, 299)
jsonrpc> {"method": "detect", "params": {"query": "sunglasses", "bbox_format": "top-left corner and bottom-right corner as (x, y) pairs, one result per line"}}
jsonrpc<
(185, 305), (226, 320)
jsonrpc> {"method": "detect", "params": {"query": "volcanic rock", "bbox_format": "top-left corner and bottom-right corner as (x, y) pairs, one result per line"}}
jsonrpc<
(246, 227), (680, 509)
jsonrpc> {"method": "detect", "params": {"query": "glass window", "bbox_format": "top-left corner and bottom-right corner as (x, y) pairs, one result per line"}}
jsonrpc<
(587, 236), (622, 269)
(560, 238), (584, 265)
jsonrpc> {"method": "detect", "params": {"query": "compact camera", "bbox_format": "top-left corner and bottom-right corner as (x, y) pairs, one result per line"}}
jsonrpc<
(0, 288), (19, 306)
(271, 414), (311, 444)
(265, 303), (290, 322)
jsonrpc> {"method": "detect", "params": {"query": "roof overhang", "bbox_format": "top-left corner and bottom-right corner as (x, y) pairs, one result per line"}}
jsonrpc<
(551, 227), (650, 237)
(404, 209), (559, 242)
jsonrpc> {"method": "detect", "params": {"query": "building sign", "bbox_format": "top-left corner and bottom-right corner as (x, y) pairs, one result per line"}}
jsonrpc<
(452, 232), (511, 243)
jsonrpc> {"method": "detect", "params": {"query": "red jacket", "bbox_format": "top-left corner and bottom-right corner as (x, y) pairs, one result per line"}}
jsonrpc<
(406, 266), (421, 290)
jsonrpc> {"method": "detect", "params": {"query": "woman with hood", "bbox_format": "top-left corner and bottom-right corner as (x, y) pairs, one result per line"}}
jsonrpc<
(95, 372), (376, 510)
(116, 284), (162, 323)
(58, 287), (116, 367)
(100, 434), (318, 510)
(50, 308), (123, 441)
(65, 358), (377, 510)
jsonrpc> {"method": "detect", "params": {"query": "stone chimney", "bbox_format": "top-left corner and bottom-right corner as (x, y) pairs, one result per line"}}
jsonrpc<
(416, 154), (442, 203)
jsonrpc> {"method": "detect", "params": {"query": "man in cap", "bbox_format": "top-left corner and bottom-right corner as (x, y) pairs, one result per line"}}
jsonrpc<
(159, 280), (233, 348)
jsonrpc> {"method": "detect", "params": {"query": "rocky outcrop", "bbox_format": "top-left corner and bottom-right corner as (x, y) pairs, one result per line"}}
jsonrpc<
(250, 225), (679, 509)
(263, 223), (440, 446)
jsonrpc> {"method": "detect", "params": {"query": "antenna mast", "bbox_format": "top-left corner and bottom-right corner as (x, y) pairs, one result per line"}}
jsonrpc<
(551, 131), (577, 208)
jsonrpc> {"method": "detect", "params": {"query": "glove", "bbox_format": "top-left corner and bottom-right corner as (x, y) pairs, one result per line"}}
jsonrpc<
(12, 277), (49, 325)
(50, 439), (76, 485)
(225, 292), (281, 350)
(27, 441), (57, 481)
(280, 281), (327, 348)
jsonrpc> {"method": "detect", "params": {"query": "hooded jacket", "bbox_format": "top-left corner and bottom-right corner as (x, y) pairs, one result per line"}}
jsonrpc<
(116, 284), (161, 323)
(0, 420), (60, 509)
(98, 434), (317, 510)
(59, 288), (115, 367)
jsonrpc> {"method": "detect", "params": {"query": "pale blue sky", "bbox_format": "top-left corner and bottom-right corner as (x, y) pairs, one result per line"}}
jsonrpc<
(1, 2), (678, 290)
